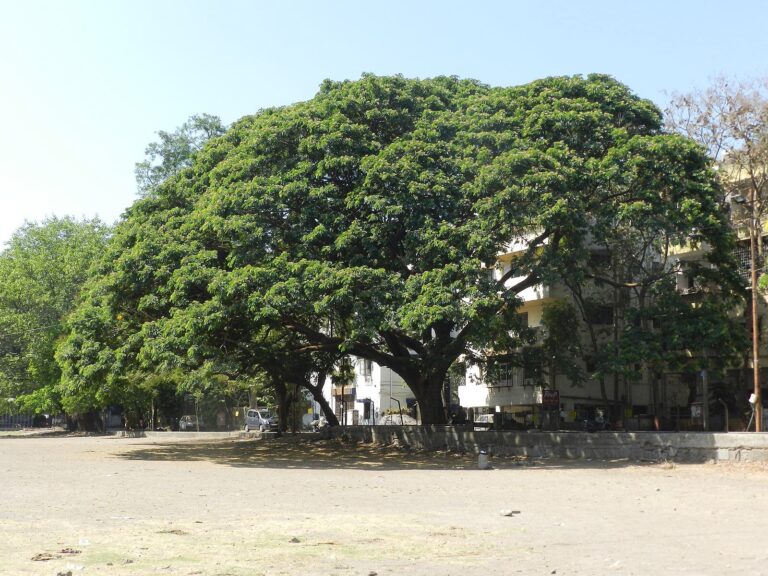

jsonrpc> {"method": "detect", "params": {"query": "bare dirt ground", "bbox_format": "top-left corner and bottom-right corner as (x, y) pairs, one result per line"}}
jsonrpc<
(2, 433), (768, 576)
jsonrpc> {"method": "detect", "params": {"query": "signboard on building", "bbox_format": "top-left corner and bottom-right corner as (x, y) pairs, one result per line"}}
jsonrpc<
(542, 389), (560, 409)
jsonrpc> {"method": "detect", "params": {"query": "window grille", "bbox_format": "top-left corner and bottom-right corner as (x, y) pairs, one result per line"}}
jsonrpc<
(734, 238), (768, 283)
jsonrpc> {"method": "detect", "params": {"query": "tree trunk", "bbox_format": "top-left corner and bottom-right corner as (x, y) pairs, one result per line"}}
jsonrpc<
(405, 371), (448, 426)
(598, 375), (610, 414)
(637, 291), (656, 419)
(303, 372), (340, 427)
(71, 410), (100, 432)
(612, 277), (622, 421)
(275, 380), (288, 433)
(313, 388), (339, 427)
(566, 283), (610, 412)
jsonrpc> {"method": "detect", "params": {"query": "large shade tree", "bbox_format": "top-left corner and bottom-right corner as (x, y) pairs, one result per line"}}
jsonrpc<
(60, 74), (731, 425)
(0, 217), (110, 415)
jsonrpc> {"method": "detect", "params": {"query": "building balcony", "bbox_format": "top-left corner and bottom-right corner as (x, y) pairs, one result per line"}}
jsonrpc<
(488, 384), (542, 407)
(458, 382), (543, 408)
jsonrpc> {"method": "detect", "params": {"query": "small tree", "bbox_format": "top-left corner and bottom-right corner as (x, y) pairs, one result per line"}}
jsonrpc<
(540, 300), (583, 389)
(666, 76), (768, 429)
(135, 113), (226, 197)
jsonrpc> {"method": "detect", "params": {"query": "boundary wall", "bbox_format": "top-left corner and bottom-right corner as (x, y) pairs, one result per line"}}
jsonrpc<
(336, 426), (768, 463)
(111, 426), (768, 462)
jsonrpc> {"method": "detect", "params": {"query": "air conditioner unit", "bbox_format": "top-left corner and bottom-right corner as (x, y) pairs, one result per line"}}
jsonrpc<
(523, 378), (535, 387)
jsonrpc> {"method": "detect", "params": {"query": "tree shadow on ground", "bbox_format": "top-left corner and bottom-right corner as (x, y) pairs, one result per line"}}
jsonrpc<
(0, 428), (81, 439)
(112, 436), (679, 471)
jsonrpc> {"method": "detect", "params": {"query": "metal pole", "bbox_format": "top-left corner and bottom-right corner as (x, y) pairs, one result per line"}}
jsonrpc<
(701, 366), (709, 431)
(391, 397), (404, 426)
(750, 191), (763, 432)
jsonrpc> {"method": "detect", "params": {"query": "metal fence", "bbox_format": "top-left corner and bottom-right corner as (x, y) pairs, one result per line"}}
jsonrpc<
(0, 414), (34, 429)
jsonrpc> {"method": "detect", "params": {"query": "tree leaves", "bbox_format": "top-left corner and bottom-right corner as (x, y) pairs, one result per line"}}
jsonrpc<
(0, 217), (109, 412)
(135, 114), (227, 197)
(59, 74), (728, 424)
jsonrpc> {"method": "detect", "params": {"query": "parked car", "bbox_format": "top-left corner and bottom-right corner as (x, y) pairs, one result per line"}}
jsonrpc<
(179, 415), (205, 431)
(474, 413), (530, 431)
(244, 408), (278, 432)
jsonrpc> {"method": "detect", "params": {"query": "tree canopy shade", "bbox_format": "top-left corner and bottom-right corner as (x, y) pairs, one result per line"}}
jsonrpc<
(0, 217), (110, 414)
(59, 74), (733, 424)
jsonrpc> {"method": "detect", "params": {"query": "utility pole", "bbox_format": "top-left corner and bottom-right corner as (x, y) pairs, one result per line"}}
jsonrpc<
(734, 189), (763, 432)
(749, 186), (763, 432)
(701, 358), (709, 431)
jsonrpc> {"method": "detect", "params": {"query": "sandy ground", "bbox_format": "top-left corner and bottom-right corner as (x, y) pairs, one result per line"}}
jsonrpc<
(2, 433), (768, 576)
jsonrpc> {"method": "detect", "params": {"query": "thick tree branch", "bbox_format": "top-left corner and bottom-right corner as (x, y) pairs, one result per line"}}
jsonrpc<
(281, 318), (418, 377)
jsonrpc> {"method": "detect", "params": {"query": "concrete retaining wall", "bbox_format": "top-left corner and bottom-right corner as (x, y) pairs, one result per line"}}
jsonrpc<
(112, 430), (243, 439)
(336, 426), (768, 463)
(114, 426), (768, 463)
(114, 430), (279, 440)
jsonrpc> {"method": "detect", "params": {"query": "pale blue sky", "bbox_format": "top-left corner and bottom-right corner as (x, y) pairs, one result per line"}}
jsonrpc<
(1, 0), (767, 246)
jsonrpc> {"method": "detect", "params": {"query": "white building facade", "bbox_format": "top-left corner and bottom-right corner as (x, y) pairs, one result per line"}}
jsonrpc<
(323, 358), (415, 425)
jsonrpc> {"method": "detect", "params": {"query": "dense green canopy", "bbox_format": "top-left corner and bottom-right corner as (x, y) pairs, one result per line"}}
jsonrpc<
(0, 217), (109, 414)
(59, 74), (733, 424)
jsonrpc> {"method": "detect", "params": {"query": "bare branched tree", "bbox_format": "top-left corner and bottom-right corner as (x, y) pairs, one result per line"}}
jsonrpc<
(666, 76), (768, 431)
(666, 76), (768, 207)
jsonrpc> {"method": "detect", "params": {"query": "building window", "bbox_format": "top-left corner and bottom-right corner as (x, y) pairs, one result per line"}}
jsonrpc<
(494, 362), (515, 386)
(523, 360), (541, 384)
(488, 359), (519, 387)
(734, 238), (768, 282)
(359, 359), (373, 378)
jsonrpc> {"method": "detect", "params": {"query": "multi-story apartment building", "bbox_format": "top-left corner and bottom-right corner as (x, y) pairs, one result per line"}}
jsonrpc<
(458, 225), (764, 432)
(456, 241), (675, 430)
(458, 248), (560, 426)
